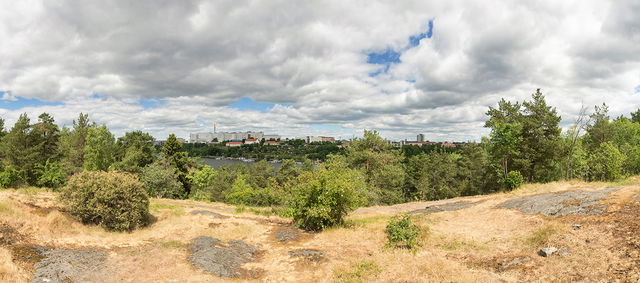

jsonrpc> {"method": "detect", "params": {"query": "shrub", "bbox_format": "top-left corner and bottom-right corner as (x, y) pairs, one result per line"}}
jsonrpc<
(289, 160), (366, 231)
(0, 166), (23, 188)
(224, 175), (254, 205)
(385, 214), (421, 249)
(35, 159), (67, 189)
(140, 161), (184, 199)
(503, 170), (524, 190)
(587, 141), (625, 181)
(59, 171), (150, 231)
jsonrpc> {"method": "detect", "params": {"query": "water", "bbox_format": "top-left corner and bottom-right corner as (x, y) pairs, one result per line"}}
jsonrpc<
(200, 157), (291, 170)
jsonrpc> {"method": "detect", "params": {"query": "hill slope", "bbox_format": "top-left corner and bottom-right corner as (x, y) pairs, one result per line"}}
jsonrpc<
(0, 179), (639, 282)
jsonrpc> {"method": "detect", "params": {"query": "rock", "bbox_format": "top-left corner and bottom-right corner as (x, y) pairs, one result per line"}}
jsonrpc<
(538, 247), (558, 257)
(498, 188), (620, 217)
(572, 224), (582, 230)
(187, 236), (260, 278)
(190, 210), (225, 218)
(288, 249), (324, 262)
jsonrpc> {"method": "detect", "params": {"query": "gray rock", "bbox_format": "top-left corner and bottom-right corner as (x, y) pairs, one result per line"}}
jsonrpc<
(558, 248), (571, 256)
(187, 236), (259, 278)
(409, 201), (481, 214)
(572, 224), (582, 230)
(499, 188), (620, 217)
(538, 247), (558, 257)
(31, 249), (107, 283)
(190, 210), (225, 218)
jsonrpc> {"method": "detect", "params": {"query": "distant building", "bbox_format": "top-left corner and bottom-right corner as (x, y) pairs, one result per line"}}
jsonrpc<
(190, 131), (280, 143)
(417, 134), (425, 142)
(244, 138), (259, 145)
(304, 136), (335, 143)
(441, 142), (457, 148)
(225, 141), (243, 147)
(263, 141), (280, 146)
(321, 136), (335, 142)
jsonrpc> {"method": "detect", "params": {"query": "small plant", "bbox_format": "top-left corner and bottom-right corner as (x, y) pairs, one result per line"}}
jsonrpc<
(503, 170), (524, 190)
(0, 166), (23, 188)
(59, 170), (150, 231)
(335, 260), (382, 283)
(525, 223), (559, 246)
(385, 213), (421, 250)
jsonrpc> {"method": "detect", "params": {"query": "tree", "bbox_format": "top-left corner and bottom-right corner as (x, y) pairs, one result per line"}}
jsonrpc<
(519, 89), (563, 182)
(487, 122), (522, 179)
(0, 114), (39, 183)
(83, 125), (116, 171)
(60, 113), (94, 173)
(140, 160), (184, 199)
(587, 141), (625, 181)
(406, 152), (461, 201)
(161, 134), (193, 197)
(345, 130), (406, 204)
(32, 113), (60, 164)
(113, 131), (156, 173)
(585, 103), (612, 149)
(631, 108), (640, 123)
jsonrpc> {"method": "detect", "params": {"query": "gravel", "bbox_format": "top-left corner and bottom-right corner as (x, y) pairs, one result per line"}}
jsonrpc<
(273, 226), (301, 243)
(288, 249), (324, 262)
(498, 188), (620, 217)
(187, 236), (260, 278)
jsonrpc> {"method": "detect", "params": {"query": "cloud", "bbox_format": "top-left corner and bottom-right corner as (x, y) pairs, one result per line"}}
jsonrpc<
(0, 0), (639, 141)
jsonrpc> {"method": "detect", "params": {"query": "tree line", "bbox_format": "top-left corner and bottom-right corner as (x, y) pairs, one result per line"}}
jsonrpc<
(0, 89), (637, 208)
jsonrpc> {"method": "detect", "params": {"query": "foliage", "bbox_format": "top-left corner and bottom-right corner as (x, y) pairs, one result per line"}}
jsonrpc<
(587, 141), (625, 181)
(34, 159), (67, 188)
(385, 214), (421, 250)
(0, 166), (23, 188)
(59, 113), (94, 173)
(83, 125), (116, 171)
(161, 134), (194, 197)
(59, 171), (150, 231)
(406, 152), (461, 201)
(502, 171), (524, 190)
(289, 158), (366, 231)
(112, 131), (156, 173)
(0, 114), (40, 183)
(140, 160), (184, 199)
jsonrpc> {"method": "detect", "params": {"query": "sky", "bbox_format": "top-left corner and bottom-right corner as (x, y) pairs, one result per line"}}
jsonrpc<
(1, 0), (639, 141)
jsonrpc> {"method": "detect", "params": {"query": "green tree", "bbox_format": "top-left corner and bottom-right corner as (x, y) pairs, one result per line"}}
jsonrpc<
(35, 159), (67, 188)
(60, 113), (94, 173)
(631, 108), (640, 124)
(83, 125), (116, 171)
(487, 122), (522, 179)
(585, 103), (612, 149)
(0, 114), (39, 183)
(32, 113), (60, 164)
(587, 141), (625, 181)
(113, 131), (156, 173)
(407, 152), (461, 201)
(346, 130), (406, 204)
(140, 160), (184, 198)
(161, 134), (193, 197)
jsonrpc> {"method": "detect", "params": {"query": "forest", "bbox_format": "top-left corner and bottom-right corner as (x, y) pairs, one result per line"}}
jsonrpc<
(0, 89), (637, 209)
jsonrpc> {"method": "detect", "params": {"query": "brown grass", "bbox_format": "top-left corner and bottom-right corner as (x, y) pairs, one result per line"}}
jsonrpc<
(0, 178), (638, 282)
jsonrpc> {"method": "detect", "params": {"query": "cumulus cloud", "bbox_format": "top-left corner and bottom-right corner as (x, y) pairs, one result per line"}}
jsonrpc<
(0, 0), (639, 141)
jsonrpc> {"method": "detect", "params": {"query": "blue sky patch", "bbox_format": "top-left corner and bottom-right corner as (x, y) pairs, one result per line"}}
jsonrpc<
(139, 98), (165, 109)
(635, 85), (640, 93)
(230, 97), (289, 112)
(0, 92), (64, 110)
(367, 20), (435, 77)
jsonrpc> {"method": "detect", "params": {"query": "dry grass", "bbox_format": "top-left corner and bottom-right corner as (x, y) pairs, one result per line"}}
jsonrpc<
(0, 178), (638, 282)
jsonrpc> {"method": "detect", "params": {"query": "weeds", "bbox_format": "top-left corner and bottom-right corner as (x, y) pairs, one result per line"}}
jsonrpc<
(385, 213), (421, 250)
(335, 260), (382, 283)
(525, 223), (559, 246)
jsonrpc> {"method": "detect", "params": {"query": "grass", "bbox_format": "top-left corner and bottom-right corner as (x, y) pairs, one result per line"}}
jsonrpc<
(157, 240), (188, 249)
(233, 205), (292, 218)
(335, 259), (382, 283)
(149, 202), (184, 216)
(608, 176), (640, 187)
(525, 223), (560, 246)
(0, 202), (12, 214)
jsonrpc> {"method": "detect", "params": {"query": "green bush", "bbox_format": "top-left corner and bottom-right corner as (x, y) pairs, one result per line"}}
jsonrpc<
(289, 160), (366, 231)
(0, 166), (23, 188)
(140, 161), (184, 199)
(224, 175), (254, 205)
(503, 170), (524, 190)
(59, 171), (150, 231)
(385, 213), (421, 249)
(35, 159), (67, 189)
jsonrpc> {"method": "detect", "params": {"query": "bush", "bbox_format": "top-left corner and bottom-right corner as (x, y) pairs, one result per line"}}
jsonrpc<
(503, 170), (524, 190)
(289, 160), (366, 231)
(0, 166), (23, 188)
(59, 171), (150, 231)
(587, 141), (625, 181)
(35, 159), (67, 189)
(385, 214), (421, 249)
(224, 175), (254, 205)
(140, 161), (184, 199)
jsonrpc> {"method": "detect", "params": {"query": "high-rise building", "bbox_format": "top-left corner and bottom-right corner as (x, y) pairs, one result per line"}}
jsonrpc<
(417, 134), (425, 142)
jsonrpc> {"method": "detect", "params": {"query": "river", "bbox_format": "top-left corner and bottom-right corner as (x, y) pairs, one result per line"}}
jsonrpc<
(199, 157), (294, 170)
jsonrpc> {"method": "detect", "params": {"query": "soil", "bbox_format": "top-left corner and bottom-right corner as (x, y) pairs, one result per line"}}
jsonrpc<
(603, 193), (640, 281)
(187, 236), (262, 278)
(409, 200), (482, 214)
(498, 188), (620, 216)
